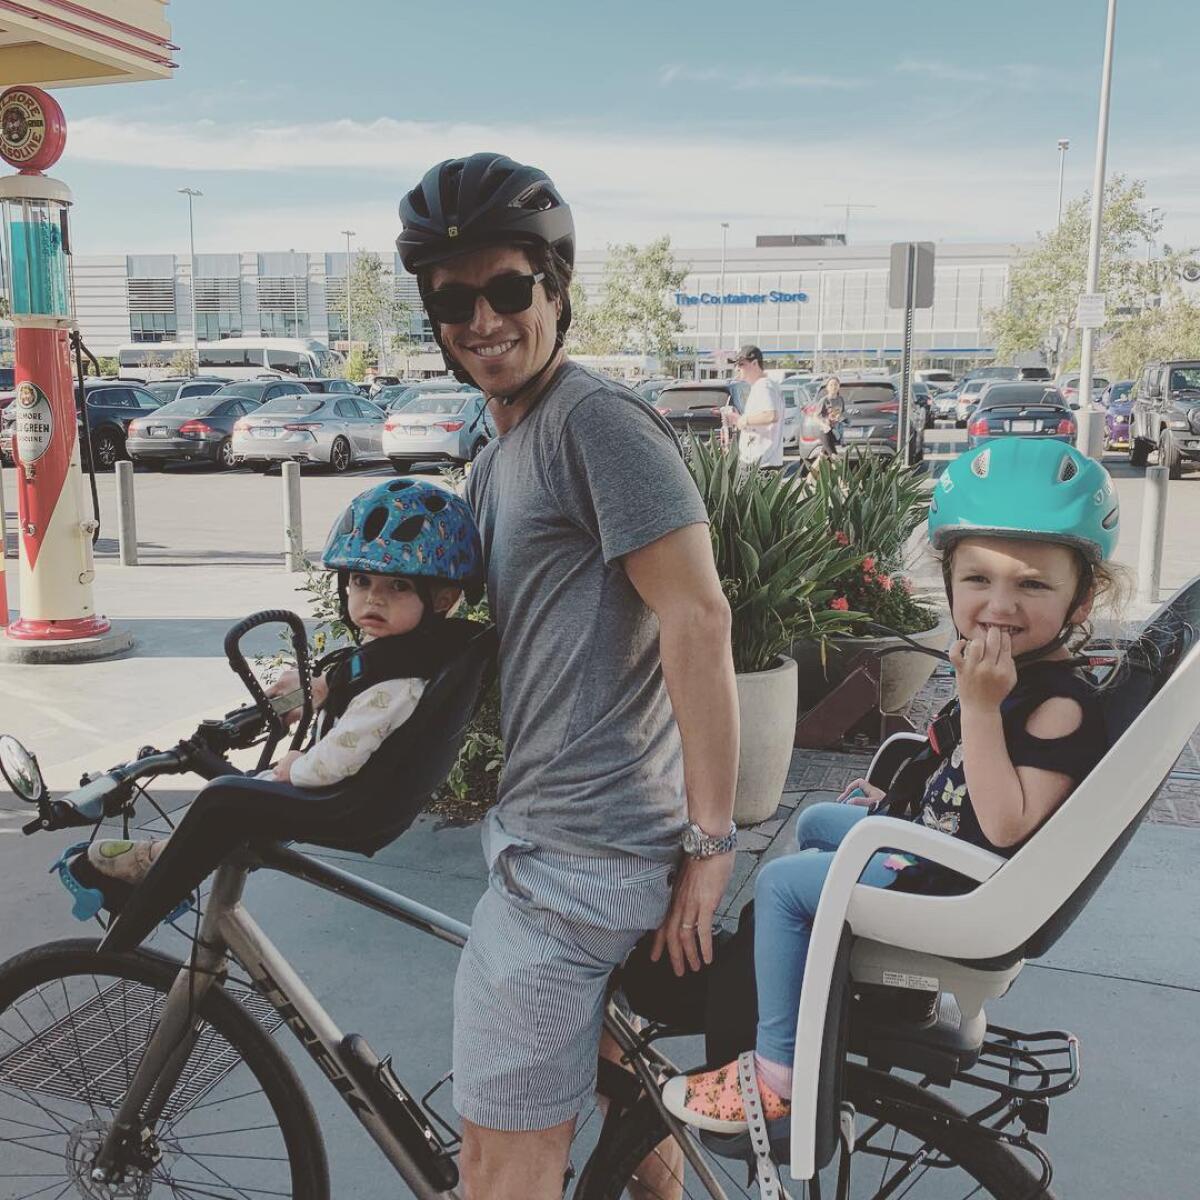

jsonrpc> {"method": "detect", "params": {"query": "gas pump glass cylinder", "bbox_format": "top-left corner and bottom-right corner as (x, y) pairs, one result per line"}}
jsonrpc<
(1, 196), (71, 318)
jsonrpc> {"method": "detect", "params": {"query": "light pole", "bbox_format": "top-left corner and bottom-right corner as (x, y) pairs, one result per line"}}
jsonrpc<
(340, 229), (356, 354)
(178, 187), (202, 364)
(1077, 0), (1117, 454)
(717, 222), (729, 370)
(289, 248), (302, 337)
(1147, 205), (1161, 264)
(1056, 139), (1070, 227)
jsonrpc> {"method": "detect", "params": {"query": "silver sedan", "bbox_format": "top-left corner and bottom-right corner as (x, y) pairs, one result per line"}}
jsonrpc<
(382, 388), (493, 473)
(232, 394), (387, 473)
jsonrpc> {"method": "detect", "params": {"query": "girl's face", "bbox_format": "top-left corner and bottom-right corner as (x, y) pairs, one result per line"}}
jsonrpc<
(949, 537), (1092, 658)
(346, 573), (426, 638)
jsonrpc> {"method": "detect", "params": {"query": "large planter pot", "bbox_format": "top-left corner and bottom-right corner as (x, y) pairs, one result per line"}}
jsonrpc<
(791, 613), (955, 716)
(733, 655), (798, 826)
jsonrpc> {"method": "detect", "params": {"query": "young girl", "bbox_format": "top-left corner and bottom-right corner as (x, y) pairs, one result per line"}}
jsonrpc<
(664, 437), (1122, 1134)
(68, 477), (483, 904)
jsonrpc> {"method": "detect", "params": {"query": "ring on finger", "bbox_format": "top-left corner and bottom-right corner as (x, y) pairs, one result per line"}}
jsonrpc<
(680, 922), (698, 931)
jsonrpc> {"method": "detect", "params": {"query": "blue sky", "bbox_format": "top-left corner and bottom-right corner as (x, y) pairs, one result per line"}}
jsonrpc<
(50, 0), (1199, 258)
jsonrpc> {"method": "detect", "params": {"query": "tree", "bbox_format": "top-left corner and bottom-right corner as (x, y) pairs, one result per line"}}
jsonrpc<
(94, 355), (118, 377)
(169, 348), (197, 376)
(341, 346), (370, 382)
(987, 175), (1189, 368)
(568, 236), (689, 364)
(1103, 287), (1200, 380)
(335, 251), (412, 369)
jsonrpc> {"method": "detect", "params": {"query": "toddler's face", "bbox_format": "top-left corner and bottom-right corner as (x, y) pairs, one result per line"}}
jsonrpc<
(347, 572), (425, 638)
(949, 538), (1089, 658)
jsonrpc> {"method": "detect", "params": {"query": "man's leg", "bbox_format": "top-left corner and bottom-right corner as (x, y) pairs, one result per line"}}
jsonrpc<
(460, 1118), (575, 1200)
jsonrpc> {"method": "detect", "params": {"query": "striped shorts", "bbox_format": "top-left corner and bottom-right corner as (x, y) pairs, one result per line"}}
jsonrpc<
(452, 846), (675, 1131)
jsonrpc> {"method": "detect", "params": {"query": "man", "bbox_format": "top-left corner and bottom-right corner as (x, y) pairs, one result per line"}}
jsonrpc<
(732, 344), (785, 470)
(397, 153), (740, 1200)
(817, 375), (844, 459)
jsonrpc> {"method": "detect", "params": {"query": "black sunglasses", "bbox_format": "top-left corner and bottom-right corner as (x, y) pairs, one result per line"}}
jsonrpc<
(424, 272), (546, 325)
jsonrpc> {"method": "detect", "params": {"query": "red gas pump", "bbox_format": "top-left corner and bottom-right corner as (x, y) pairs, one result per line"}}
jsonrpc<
(0, 86), (129, 657)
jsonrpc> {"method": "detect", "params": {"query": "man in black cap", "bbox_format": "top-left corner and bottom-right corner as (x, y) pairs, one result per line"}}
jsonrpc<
(732, 344), (785, 470)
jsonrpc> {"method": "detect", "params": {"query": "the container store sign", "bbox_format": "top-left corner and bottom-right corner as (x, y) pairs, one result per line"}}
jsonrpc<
(674, 289), (809, 306)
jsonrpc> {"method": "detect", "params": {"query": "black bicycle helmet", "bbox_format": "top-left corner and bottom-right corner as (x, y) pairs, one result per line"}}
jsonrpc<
(397, 152), (575, 276)
(397, 153), (576, 398)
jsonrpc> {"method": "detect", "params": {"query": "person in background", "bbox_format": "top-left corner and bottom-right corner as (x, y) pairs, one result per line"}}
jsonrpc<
(732, 344), (785, 471)
(817, 375), (844, 459)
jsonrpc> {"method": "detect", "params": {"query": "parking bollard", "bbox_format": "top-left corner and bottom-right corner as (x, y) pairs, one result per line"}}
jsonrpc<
(1137, 466), (1169, 606)
(1077, 408), (1106, 460)
(282, 462), (303, 572)
(114, 460), (138, 566)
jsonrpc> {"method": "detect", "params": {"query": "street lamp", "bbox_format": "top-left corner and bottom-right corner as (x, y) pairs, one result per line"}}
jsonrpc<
(289, 247), (301, 337)
(717, 222), (729, 368)
(1147, 205), (1161, 264)
(178, 187), (202, 363)
(340, 229), (356, 353)
(1076, 0), (1117, 457)
(1056, 139), (1070, 227)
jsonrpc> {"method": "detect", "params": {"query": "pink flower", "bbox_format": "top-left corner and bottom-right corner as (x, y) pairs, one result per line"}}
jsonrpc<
(830, 596), (850, 611)
(834, 530), (850, 546)
(900, 576), (914, 593)
(878, 574), (893, 591)
(861, 555), (876, 572)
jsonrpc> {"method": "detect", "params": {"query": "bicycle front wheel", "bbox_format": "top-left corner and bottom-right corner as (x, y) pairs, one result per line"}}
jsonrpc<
(0, 937), (329, 1199)
(576, 1062), (1051, 1199)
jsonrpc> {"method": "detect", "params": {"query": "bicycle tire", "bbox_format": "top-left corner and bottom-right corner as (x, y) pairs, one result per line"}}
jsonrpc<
(575, 1061), (1051, 1199)
(0, 937), (330, 1199)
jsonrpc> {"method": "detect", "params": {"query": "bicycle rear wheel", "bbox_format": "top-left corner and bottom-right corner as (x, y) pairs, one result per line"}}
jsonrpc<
(575, 1062), (1052, 1199)
(0, 938), (329, 1199)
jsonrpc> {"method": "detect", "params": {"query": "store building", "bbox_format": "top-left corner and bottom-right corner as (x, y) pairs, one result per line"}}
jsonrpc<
(69, 238), (1027, 374)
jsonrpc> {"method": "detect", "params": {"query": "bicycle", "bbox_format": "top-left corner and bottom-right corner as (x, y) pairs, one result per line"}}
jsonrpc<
(0, 606), (1126, 1200)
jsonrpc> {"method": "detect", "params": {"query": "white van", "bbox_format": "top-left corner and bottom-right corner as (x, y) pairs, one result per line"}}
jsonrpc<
(118, 337), (344, 382)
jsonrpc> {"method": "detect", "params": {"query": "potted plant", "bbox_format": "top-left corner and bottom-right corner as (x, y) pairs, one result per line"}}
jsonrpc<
(686, 439), (863, 823)
(790, 454), (950, 715)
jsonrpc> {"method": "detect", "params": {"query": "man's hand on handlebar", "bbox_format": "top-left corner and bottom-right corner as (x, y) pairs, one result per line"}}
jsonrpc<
(267, 670), (328, 726)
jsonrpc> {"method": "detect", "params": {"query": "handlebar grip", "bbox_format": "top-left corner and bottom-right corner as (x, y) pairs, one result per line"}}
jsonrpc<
(223, 611), (311, 745)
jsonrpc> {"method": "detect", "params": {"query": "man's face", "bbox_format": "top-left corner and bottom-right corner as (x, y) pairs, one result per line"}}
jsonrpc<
(429, 244), (561, 398)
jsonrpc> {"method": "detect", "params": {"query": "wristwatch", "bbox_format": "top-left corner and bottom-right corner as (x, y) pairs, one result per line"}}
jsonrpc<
(681, 820), (738, 858)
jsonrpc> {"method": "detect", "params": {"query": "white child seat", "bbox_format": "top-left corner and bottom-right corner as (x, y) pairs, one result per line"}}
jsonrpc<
(788, 577), (1200, 1180)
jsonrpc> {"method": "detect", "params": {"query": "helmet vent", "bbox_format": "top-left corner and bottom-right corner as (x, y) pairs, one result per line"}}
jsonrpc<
(362, 507), (389, 542)
(387, 479), (414, 493)
(424, 492), (448, 513)
(970, 449), (990, 478)
(1102, 505), (1119, 530)
(336, 508), (355, 535)
(392, 514), (426, 543)
(1057, 455), (1078, 482)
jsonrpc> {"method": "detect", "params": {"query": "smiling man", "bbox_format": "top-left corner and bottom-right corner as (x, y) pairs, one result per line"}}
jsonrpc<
(397, 154), (740, 1200)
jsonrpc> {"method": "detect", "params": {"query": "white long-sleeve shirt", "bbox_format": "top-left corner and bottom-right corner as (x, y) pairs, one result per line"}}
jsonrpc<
(289, 677), (425, 789)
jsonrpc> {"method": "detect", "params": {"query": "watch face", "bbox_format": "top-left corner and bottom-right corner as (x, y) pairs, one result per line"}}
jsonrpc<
(682, 825), (699, 854)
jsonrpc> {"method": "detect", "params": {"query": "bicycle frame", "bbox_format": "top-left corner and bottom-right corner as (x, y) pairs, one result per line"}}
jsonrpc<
(93, 840), (732, 1200)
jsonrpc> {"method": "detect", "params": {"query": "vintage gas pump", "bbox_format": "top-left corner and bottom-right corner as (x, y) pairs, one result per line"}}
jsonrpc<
(0, 86), (126, 656)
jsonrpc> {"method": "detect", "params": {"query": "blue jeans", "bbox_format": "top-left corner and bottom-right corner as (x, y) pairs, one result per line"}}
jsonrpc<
(754, 802), (898, 1067)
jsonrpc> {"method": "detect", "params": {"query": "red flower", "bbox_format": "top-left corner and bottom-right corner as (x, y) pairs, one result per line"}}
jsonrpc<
(830, 596), (850, 611)
(861, 555), (877, 572)
(878, 573), (893, 591)
(834, 530), (850, 546)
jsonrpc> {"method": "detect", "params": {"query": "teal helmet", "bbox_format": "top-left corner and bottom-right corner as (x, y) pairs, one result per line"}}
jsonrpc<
(323, 479), (483, 603)
(928, 440), (1119, 563)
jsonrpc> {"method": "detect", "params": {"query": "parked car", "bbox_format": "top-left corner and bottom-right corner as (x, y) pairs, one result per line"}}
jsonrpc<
(955, 378), (992, 426)
(298, 377), (362, 395)
(965, 366), (1020, 383)
(888, 377), (935, 430)
(965, 384), (1076, 450)
(1056, 374), (1109, 409)
(634, 377), (675, 407)
(779, 380), (814, 450)
(933, 386), (961, 422)
(233, 393), (386, 473)
(210, 378), (311, 409)
(367, 374), (403, 399)
(143, 376), (231, 406)
(127, 393), (264, 470)
(807, 380), (923, 464)
(913, 369), (956, 393)
(1017, 366), (1053, 382)
(1128, 359), (1200, 477)
(382, 388), (492, 473)
(1100, 380), (1134, 452)
(380, 379), (477, 412)
(654, 380), (749, 440)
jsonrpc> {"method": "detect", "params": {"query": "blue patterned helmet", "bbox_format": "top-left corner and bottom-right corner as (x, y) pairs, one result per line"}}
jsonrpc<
(323, 479), (483, 602)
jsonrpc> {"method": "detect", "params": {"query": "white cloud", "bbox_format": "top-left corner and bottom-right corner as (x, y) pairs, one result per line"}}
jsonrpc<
(659, 63), (861, 90)
(894, 58), (1059, 89)
(59, 114), (1200, 254)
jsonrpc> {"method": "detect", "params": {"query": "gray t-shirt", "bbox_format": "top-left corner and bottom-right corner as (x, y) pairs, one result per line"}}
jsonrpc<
(465, 362), (709, 862)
